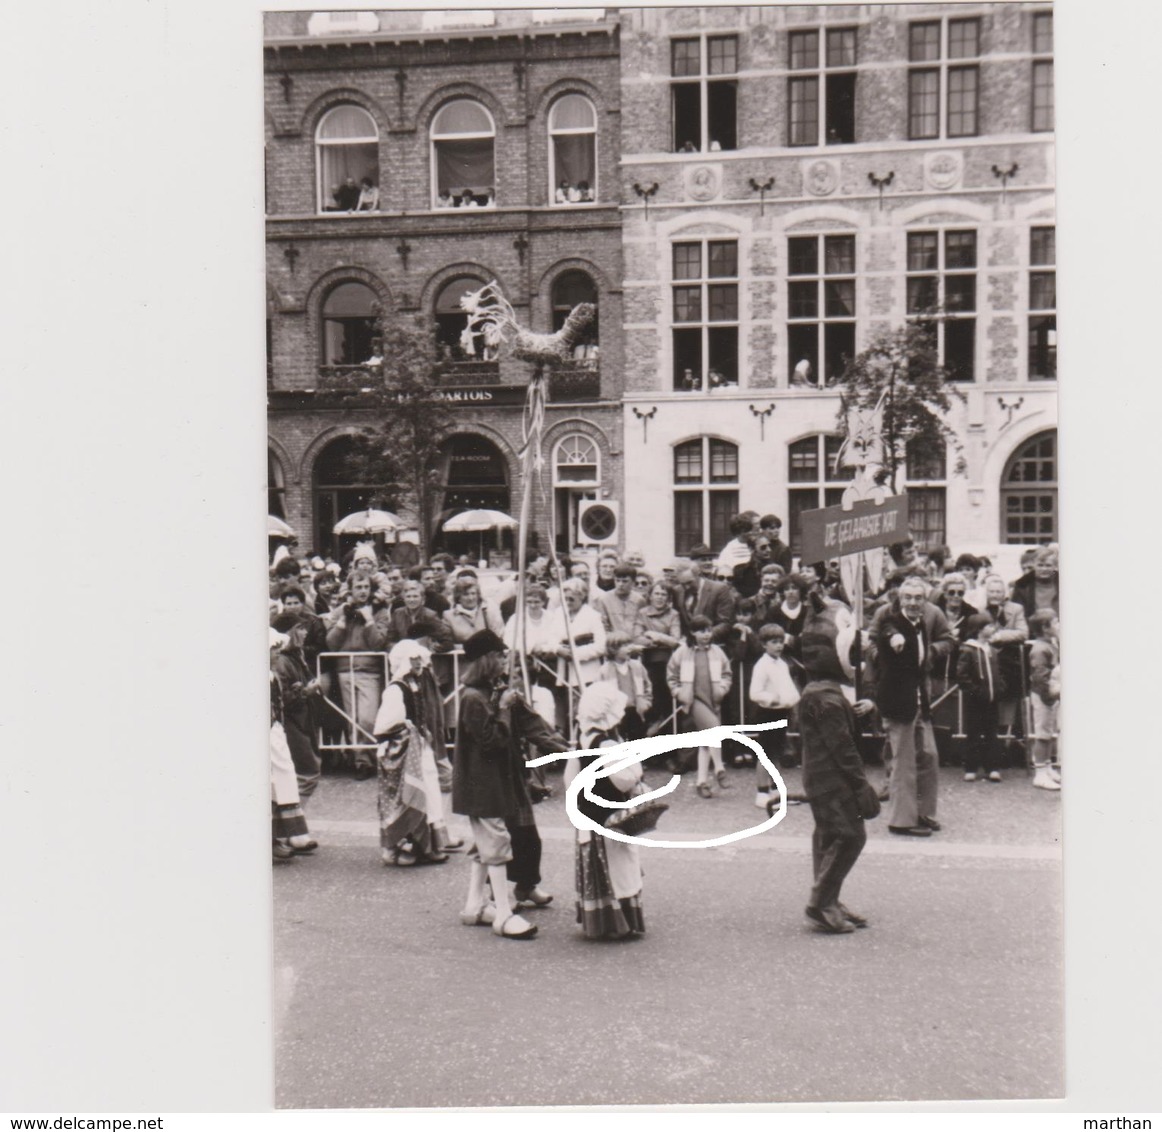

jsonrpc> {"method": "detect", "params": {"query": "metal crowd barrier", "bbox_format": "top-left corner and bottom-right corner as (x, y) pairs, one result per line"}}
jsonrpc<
(315, 643), (1042, 770)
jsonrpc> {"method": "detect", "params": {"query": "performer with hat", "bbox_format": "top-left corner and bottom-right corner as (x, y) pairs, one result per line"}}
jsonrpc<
(453, 629), (544, 939)
(796, 595), (882, 934)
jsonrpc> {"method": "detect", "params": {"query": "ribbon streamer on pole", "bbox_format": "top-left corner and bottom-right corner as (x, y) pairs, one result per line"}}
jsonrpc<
(457, 283), (596, 708)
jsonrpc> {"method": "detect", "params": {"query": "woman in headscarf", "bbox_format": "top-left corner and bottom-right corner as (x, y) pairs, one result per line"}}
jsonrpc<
(372, 640), (454, 867)
(567, 682), (646, 941)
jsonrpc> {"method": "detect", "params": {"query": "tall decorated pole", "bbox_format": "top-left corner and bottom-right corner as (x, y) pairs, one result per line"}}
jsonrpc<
(456, 283), (596, 703)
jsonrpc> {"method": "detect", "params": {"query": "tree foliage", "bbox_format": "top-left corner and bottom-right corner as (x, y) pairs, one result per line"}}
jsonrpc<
(835, 322), (967, 491)
(335, 310), (455, 560)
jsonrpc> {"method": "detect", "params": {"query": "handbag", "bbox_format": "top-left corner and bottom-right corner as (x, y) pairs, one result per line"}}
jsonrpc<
(604, 780), (669, 837)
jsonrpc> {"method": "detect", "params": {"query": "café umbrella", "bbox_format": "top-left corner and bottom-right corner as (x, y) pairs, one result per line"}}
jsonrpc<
(442, 508), (518, 563)
(268, 515), (296, 539)
(332, 508), (403, 536)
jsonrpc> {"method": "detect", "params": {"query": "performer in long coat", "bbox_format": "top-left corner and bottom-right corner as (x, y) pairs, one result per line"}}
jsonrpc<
(452, 629), (540, 940)
(796, 597), (881, 934)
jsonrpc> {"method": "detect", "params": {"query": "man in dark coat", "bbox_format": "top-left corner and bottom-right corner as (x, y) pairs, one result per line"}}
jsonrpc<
(873, 576), (953, 835)
(452, 629), (539, 939)
(797, 595), (881, 934)
(675, 558), (735, 641)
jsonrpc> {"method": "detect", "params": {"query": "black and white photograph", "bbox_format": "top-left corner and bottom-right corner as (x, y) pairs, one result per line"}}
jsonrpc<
(5, 0), (1161, 1121)
(265, 4), (1063, 1109)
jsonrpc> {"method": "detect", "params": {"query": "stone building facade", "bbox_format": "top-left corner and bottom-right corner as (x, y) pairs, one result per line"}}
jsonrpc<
(266, 5), (1058, 565)
(617, 3), (1057, 560)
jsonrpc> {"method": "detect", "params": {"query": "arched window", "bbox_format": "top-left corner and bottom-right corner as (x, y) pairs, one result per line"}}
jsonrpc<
(435, 434), (512, 561)
(320, 282), (377, 367)
(553, 433), (601, 550)
(430, 100), (496, 208)
(551, 270), (599, 350)
(268, 449), (287, 519)
(548, 94), (597, 205)
(1000, 430), (1057, 544)
(787, 434), (845, 556)
(553, 433), (600, 486)
(312, 436), (390, 554)
(315, 104), (379, 214)
(673, 437), (739, 554)
(434, 276), (494, 363)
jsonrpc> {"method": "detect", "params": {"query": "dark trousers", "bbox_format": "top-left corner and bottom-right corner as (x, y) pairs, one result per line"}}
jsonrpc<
(504, 820), (542, 889)
(808, 791), (867, 911)
(964, 698), (1002, 774)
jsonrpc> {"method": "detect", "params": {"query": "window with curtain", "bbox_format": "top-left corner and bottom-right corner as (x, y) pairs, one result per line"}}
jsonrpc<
(548, 94), (597, 204)
(431, 100), (496, 207)
(321, 282), (377, 366)
(315, 104), (379, 213)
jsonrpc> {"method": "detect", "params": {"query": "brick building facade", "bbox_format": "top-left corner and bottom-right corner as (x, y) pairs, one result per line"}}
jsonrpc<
(265, 8), (624, 559)
(266, 5), (1057, 565)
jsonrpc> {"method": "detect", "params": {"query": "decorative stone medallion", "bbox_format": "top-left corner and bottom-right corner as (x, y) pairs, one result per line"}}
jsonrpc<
(925, 150), (963, 191)
(685, 164), (722, 202)
(803, 158), (839, 196)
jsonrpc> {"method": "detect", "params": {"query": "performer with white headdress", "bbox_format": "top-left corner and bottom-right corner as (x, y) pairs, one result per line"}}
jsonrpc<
(373, 639), (455, 867)
(568, 682), (647, 941)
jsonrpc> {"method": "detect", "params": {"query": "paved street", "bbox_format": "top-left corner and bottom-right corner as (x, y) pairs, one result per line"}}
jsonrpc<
(274, 760), (1063, 1109)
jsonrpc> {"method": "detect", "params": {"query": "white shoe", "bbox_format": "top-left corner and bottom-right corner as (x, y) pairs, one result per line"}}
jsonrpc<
(1033, 767), (1061, 791)
(1049, 765), (1062, 783)
(460, 904), (497, 926)
(754, 791), (772, 809)
(988, 770), (1003, 783)
(963, 771), (977, 782)
(493, 912), (538, 939)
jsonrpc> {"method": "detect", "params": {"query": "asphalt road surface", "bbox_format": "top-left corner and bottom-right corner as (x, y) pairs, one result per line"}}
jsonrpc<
(273, 760), (1063, 1109)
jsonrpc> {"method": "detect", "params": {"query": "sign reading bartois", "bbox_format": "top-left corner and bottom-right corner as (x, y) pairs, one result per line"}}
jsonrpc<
(798, 494), (909, 563)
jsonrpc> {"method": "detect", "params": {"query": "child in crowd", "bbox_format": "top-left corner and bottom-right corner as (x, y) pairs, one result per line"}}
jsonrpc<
(748, 623), (801, 809)
(721, 597), (763, 762)
(1027, 609), (1061, 791)
(667, 615), (732, 798)
(598, 632), (652, 741)
(956, 613), (1006, 783)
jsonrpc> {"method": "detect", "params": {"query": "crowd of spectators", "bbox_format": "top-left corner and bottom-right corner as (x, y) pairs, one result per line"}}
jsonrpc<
(268, 516), (1061, 859)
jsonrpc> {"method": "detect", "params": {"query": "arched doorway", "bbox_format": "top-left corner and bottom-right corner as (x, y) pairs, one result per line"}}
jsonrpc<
(435, 434), (513, 563)
(312, 435), (391, 556)
(1000, 429), (1057, 544)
